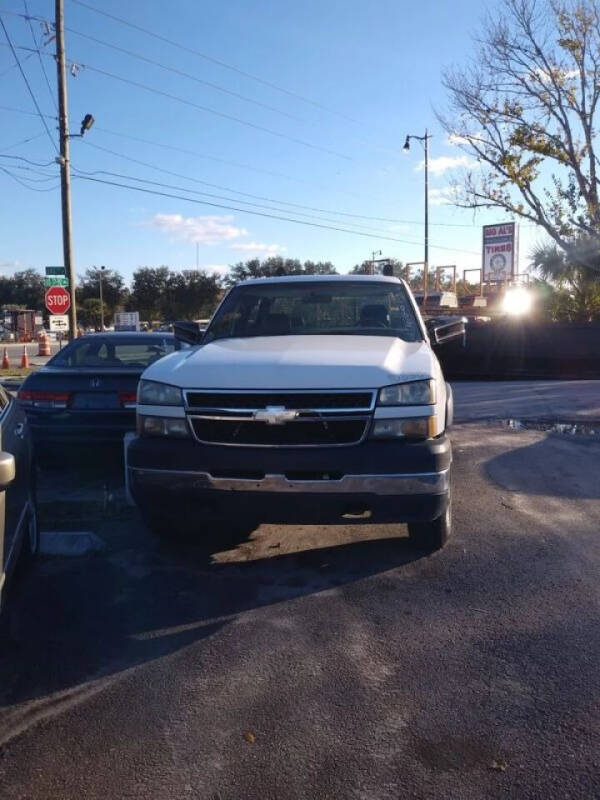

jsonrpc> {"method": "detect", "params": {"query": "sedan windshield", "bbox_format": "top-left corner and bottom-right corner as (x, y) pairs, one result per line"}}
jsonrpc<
(50, 336), (175, 368)
(205, 281), (422, 343)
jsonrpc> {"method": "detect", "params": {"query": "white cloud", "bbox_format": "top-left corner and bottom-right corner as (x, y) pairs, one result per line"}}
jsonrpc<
(415, 155), (477, 174)
(0, 260), (20, 270)
(230, 241), (286, 255)
(532, 66), (578, 84)
(203, 263), (230, 276)
(150, 213), (247, 245)
(429, 187), (459, 206)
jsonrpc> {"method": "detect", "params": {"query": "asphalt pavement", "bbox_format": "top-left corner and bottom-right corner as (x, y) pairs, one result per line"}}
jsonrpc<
(0, 381), (599, 799)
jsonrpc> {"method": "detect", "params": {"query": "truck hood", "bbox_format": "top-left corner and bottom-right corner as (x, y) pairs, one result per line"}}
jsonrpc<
(145, 335), (435, 389)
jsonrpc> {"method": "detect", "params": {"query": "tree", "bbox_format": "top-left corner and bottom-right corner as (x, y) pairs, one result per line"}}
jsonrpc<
(163, 270), (222, 319)
(531, 237), (600, 320)
(77, 298), (104, 329)
(349, 258), (418, 282)
(130, 266), (222, 321)
(130, 266), (171, 320)
(439, 0), (600, 268)
(225, 257), (337, 287)
(78, 268), (126, 309)
(5, 269), (45, 309)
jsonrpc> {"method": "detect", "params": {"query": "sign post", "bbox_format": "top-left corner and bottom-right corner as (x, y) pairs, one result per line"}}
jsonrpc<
(45, 286), (71, 315)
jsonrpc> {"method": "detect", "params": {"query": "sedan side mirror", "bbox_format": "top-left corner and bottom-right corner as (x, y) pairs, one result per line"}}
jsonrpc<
(173, 321), (204, 347)
(425, 316), (467, 347)
(0, 452), (15, 491)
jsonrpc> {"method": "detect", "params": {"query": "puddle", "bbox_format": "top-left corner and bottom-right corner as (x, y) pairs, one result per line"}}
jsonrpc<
(496, 419), (600, 437)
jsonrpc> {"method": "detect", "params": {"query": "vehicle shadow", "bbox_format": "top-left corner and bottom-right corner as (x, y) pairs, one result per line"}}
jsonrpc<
(0, 518), (425, 734)
(484, 430), (600, 499)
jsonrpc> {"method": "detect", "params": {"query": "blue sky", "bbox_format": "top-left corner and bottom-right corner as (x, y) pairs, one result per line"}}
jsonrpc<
(0, 0), (541, 284)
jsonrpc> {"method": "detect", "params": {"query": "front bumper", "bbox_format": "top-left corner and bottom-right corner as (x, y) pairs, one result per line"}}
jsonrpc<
(128, 435), (452, 524)
(25, 409), (136, 444)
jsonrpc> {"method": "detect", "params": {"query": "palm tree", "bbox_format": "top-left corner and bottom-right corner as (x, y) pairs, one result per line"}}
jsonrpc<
(530, 239), (600, 323)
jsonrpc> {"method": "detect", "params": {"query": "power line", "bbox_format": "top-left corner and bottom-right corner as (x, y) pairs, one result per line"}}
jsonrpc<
(0, 16), (57, 153)
(92, 125), (377, 202)
(77, 140), (399, 232)
(22, 0), (57, 111)
(0, 102), (56, 118)
(77, 141), (474, 237)
(71, 157), (404, 237)
(70, 0), (365, 126)
(5, 162), (58, 181)
(73, 173), (482, 256)
(0, 102), (504, 231)
(80, 138), (490, 229)
(65, 26), (306, 124)
(0, 43), (34, 76)
(78, 62), (353, 161)
(0, 165), (59, 190)
(0, 131), (47, 149)
(0, 41), (354, 160)
(0, 152), (56, 166)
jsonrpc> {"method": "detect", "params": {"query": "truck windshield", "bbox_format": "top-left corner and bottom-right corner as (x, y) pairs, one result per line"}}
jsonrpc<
(204, 281), (423, 343)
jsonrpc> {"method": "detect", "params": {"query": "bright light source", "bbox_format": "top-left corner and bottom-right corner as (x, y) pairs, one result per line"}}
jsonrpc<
(502, 287), (532, 316)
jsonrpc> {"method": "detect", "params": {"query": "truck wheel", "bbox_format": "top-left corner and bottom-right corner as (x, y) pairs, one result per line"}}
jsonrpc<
(407, 498), (451, 552)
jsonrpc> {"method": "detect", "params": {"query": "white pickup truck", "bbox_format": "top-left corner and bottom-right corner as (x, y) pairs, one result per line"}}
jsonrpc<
(127, 275), (463, 550)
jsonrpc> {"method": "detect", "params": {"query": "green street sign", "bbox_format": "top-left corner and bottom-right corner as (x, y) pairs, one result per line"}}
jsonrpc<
(45, 266), (66, 276)
(44, 276), (69, 287)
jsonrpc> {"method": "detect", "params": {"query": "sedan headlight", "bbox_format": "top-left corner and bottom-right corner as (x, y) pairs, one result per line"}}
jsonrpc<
(378, 380), (435, 406)
(137, 415), (190, 438)
(371, 417), (435, 440)
(137, 380), (182, 406)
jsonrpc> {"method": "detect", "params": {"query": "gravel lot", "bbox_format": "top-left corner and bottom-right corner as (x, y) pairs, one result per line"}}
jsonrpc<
(0, 381), (599, 799)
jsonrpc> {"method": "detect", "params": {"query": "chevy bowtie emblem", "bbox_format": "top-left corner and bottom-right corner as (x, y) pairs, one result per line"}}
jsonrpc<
(254, 406), (298, 425)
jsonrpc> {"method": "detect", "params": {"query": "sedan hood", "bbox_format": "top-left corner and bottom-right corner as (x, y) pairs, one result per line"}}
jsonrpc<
(143, 335), (435, 389)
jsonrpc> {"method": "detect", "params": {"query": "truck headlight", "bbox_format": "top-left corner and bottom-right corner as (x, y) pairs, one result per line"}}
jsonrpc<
(378, 380), (435, 406)
(137, 415), (190, 438)
(370, 417), (435, 440)
(138, 380), (182, 406)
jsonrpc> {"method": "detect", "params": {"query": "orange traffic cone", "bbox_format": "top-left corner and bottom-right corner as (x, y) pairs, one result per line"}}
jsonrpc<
(1, 347), (9, 370)
(20, 345), (29, 369)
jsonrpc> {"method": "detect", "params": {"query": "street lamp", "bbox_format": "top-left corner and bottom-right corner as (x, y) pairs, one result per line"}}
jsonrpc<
(99, 265), (106, 331)
(404, 130), (432, 302)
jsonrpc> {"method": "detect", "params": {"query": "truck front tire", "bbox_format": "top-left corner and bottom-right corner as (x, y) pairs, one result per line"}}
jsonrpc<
(407, 495), (451, 551)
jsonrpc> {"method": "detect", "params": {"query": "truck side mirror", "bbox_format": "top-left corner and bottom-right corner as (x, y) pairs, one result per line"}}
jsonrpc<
(425, 317), (467, 347)
(173, 321), (204, 347)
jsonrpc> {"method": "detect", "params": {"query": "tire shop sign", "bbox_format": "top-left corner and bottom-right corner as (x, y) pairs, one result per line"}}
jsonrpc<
(482, 222), (519, 282)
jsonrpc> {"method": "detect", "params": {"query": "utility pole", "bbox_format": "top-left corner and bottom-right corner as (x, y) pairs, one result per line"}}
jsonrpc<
(99, 265), (105, 331)
(55, 0), (77, 338)
(424, 128), (429, 300)
(371, 249), (382, 275)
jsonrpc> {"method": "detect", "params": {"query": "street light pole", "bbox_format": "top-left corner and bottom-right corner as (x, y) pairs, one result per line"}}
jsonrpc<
(99, 265), (105, 331)
(403, 130), (432, 302)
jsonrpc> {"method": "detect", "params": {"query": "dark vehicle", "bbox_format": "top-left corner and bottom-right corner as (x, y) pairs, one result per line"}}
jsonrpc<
(18, 333), (175, 445)
(0, 384), (37, 612)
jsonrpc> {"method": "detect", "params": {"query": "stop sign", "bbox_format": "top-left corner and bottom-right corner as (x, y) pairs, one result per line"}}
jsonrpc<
(45, 286), (71, 315)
